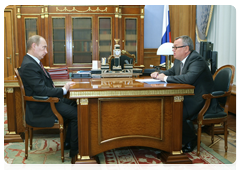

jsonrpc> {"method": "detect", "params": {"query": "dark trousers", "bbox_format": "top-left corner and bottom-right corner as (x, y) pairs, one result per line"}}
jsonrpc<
(182, 106), (197, 145)
(55, 98), (78, 154)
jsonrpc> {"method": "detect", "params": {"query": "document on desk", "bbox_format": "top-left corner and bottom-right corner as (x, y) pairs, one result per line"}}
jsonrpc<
(135, 79), (167, 84)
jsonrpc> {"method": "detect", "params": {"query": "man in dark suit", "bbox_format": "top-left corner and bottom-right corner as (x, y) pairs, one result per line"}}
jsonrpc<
(19, 35), (78, 158)
(151, 35), (222, 152)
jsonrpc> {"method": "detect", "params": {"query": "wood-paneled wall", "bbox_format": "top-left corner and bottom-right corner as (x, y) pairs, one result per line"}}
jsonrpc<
(143, 49), (159, 69)
(169, 5), (196, 46)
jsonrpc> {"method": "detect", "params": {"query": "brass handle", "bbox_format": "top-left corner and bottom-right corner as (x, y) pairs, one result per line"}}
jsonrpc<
(7, 55), (12, 64)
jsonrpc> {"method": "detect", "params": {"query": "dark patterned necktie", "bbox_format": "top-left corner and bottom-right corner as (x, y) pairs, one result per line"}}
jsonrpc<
(40, 62), (55, 87)
(39, 62), (49, 78)
(179, 62), (183, 75)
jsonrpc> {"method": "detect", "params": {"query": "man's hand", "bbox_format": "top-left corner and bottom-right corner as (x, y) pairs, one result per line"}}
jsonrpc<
(151, 72), (159, 78)
(63, 82), (75, 92)
(156, 73), (166, 81)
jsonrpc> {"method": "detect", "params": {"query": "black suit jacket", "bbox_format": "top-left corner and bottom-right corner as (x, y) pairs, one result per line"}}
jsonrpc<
(161, 50), (221, 119)
(19, 54), (63, 127)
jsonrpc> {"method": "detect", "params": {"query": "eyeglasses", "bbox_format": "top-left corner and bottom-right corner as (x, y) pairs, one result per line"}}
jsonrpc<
(172, 45), (187, 50)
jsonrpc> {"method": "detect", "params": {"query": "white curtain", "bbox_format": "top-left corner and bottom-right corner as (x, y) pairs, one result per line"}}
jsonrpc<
(207, 5), (236, 84)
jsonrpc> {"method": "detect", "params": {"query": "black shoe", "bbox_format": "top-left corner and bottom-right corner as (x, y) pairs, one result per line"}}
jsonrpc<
(64, 142), (71, 150)
(182, 137), (197, 153)
(70, 149), (79, 158)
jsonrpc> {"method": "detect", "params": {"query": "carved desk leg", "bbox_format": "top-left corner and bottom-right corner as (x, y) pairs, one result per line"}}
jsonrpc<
(4, 87), (23, 143)
(72, 98), (97, 164)
(158, 96), (192, 164)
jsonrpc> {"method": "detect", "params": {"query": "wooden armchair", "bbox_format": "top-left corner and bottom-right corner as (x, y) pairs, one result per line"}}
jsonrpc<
(14, 68), (65, 162)
(108, 50), (136, 70)
(193, 65), (235, 156)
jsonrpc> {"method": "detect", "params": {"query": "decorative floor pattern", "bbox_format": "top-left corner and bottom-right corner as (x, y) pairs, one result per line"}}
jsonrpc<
(4, 105), (236, 164)
(98, 144), (232, 164)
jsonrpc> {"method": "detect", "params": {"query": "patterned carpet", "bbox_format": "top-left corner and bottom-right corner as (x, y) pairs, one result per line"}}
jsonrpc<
(4, 105), (232, 164)
(98, 144), (232, 164)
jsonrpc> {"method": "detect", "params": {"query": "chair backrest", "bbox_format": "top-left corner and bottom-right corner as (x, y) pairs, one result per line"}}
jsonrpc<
(14, 68), (25, 96)
(212, 65), (235, 107)
(14, 68), (26, 126)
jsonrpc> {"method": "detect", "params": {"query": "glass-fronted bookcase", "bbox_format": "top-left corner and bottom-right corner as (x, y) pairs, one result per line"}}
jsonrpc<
(49, 16), (94, 66)
(72, 17), (93, 64)
(24, 18), (38, 53)
(124, 18), (138, 63)
(17, 5), (145, 69)
(98, 17), (112, 61)
(49, 15), (114, 67)
(52, 17), (66, 64)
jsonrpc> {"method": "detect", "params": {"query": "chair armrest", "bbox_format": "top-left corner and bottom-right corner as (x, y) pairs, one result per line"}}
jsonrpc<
(33, 96), (49, 100)
(24, 96), (59, 103)
(202, 91), (231, 99)
(197, 90), (231, 121)
(211, 91), (225, 96)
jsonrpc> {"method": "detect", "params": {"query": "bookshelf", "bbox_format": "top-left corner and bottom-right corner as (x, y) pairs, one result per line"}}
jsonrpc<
(52, 18), (66, 64)
(16, 5), (145, 68)
(98, 17), (112, 61)
(25, 18), (38, 53)
(124, 18), (137, 62)
(72, 18), (92, 64)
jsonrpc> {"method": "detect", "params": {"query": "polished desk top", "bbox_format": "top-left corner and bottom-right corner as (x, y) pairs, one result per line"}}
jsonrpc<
(68, 77), (195, 98)
(5, 74), (236, 97)
(4, 76), (238, 95)
(4, 76), (195, 98)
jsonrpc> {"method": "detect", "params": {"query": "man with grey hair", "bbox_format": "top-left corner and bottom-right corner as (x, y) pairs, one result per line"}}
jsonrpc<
(151, 35), (223, 153)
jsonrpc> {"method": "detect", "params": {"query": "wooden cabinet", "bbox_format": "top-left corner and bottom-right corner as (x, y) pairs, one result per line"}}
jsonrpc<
(18, 15), (42, 53)
(120, 6), (144, 65)
(97, 16), (114, 62)
(49, 16), (67, 65)
(48, 14), (97, 67)
(16, 5), (144, 70)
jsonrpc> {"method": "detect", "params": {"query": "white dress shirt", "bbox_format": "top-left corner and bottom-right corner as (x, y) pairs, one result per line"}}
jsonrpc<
(164, 55), (189, 82)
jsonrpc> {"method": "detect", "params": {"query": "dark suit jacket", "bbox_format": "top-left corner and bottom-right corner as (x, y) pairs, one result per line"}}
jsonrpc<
(19, 54), (63, 127)
(160, 50), (221, 119)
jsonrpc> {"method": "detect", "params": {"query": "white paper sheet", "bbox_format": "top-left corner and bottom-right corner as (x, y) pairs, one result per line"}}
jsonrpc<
(135, 79), (161, 82)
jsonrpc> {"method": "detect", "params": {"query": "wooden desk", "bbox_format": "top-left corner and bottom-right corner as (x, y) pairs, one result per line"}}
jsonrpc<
(4, 76), (194, 164)
(68, 78), (195, 164)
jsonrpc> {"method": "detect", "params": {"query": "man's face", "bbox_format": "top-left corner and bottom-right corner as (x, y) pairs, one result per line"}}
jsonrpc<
(172, 38), (188, 61)
(33, 38), (48, 60)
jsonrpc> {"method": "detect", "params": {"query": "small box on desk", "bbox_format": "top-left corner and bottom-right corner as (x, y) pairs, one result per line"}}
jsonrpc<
(91, 69), (101, 78)
(71, 71), (91, 79)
